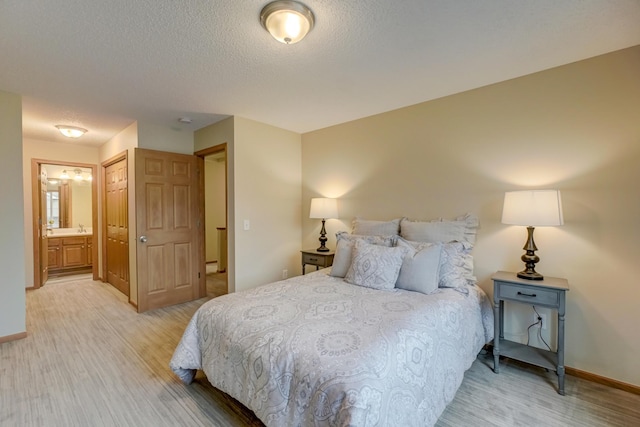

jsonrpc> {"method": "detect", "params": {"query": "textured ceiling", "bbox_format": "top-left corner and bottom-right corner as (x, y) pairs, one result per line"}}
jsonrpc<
(1, 0), (639, 146)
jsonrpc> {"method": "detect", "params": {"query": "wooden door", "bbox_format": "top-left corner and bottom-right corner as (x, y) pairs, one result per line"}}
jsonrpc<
(105, 158), (130, 296)
(39, 167), (48, 285)
(135, 148), (203, 312)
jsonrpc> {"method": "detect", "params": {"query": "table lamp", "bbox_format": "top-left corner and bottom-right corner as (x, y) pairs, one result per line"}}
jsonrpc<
(309, 198), (338, 252)
(501, 190), (564, 280)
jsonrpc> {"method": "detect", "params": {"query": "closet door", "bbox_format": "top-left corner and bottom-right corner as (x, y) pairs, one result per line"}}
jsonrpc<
(105, 157), (129, 296)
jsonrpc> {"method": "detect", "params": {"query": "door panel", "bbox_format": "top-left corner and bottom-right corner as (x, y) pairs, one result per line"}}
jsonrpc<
(105, 158), (130, 296)
(135, 148), (203, 312)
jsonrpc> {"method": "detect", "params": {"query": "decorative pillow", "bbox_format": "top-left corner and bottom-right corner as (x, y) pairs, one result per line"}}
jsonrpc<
(439, 241), (476, 288)
(344, 240), (406, 290)
(400, 213), (479, 246)
(352, 217), (401, 236)
(329, 232), (397, 278)
(394, 238), (442, 294)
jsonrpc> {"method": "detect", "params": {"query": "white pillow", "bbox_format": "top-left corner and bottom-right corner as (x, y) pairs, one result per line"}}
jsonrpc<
(352, 217), (401, 236)
(395, 238), (442, 294)
(400, 213), (479, 246)
(329, 232), (397, 278)
(439, 241), (476, 288)
(344, 240), (406, 290)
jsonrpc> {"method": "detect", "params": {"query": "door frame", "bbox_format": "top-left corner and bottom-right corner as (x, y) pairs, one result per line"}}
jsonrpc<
(194, 143), (228, 291)
(31, 158), (98, 288)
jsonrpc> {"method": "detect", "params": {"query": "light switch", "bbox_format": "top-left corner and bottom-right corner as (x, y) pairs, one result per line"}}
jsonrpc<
(243, 219), (250, 230)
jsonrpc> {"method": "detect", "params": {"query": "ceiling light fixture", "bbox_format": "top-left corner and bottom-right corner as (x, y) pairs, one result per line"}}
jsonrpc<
(73, 169), (83, 181)
(260, 0), (314, 45)
(55, 125), (87, 138)
(60, 170), (70, 180)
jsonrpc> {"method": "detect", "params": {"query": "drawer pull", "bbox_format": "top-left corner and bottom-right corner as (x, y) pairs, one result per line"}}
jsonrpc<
(517, 291), (537, 297)
(309, 257), (318, 262)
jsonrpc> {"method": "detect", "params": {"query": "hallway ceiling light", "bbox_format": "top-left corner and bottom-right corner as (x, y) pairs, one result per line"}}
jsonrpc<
(60, 170), (70, 180)
(260, 1), (314, 44)
(55, 125), (87, 138)
(73, 169), (83, 181)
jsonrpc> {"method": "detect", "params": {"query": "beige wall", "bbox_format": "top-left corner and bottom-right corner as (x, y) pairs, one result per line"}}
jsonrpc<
(301, 46), (640, 386)
(0, 90), (26, 339)
(137, 121), (194, 155)
(233, 117), (302, 290)
(195, 117), (302, 292)
(22, 138), (100, 287)
(70, 182), (93, 227)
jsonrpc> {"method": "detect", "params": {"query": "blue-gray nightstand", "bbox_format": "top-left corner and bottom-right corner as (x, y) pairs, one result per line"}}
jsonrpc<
(492, 271), (570, 395)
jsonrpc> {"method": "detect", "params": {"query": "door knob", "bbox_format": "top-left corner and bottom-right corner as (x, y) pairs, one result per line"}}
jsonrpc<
(139, 236), (148, 243)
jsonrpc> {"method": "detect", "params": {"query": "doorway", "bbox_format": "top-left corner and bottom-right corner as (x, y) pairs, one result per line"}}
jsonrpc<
(31, 159), (98, 288)
(196, 144), (228, 298)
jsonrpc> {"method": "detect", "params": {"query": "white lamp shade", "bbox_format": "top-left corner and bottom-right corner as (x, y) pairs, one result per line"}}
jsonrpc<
(502, 190), (564, 226)
(309, 198), (338, 219)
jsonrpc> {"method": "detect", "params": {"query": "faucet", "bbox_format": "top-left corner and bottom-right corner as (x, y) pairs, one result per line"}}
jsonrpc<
(78, 223), (85, 233)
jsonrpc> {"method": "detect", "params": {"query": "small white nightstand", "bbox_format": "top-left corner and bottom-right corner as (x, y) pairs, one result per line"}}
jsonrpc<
(301, 249), (335, 275)
(492, 271), (570, 395)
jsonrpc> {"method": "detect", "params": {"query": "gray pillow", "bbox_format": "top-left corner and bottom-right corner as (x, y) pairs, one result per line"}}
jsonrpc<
(395, 238), (442, 294)
(400, 213), (478, 246)
(439, 241), (476, 288)
(344, 240), (406, 290)
(352, 217), (401, 236)
(329, 232), (397, 278)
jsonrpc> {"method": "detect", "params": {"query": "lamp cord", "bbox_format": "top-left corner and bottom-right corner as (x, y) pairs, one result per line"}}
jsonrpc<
(526, 305), (552, 351)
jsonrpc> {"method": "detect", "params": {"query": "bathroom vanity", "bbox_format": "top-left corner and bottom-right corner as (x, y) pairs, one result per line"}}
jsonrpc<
(47, 229), (93, 276)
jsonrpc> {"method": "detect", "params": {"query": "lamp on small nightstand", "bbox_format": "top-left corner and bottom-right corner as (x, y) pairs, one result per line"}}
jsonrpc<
(502, 190), (564, 280)
(309, 198), (338, 252)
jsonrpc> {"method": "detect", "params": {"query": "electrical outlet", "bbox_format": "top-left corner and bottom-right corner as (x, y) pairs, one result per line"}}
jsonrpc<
(282, 269), (288, 279)
(533, 312), (548, 330)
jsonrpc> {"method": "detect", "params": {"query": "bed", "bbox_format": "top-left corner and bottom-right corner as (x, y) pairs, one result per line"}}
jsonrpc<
(171, 214), (493, 426)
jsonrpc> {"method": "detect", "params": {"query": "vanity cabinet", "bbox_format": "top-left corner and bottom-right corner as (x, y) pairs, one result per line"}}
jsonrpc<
(62, 237), (87, 267)
(48, 235), (92, 276)
(47, 238), (62, 270)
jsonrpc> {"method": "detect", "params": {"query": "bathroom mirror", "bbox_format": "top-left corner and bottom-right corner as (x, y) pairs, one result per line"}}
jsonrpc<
(43, 164), (93, 230)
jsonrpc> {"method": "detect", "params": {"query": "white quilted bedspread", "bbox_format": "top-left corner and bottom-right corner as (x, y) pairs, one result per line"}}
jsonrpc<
(171, 269), (493, 426)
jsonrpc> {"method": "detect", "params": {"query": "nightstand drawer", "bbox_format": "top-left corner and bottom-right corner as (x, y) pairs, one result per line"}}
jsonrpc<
(302, 253), (331, 267)
(498, 283), (559, 306)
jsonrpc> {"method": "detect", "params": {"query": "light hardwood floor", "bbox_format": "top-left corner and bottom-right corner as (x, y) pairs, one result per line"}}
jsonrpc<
(1, 277), (638, 426)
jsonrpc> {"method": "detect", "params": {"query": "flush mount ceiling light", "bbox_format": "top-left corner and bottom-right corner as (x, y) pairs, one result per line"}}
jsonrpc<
(55, 125), (87, 138)
(260, 0), (315, 44)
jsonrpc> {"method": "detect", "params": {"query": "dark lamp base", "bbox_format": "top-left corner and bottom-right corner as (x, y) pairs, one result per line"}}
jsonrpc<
(517, 270), (544, 280)
(316, 218), (329, 252)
